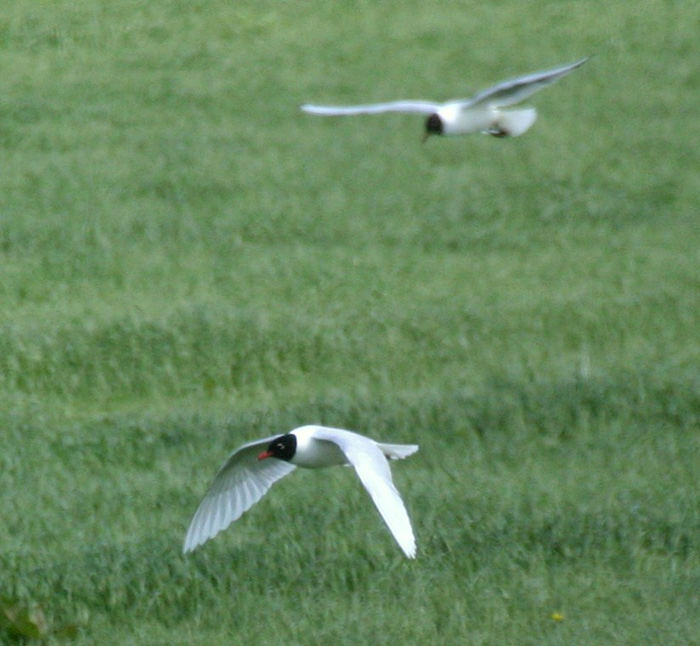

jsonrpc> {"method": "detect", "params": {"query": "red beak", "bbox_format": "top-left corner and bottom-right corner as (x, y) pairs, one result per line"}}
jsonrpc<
(257, 450), (273, 461)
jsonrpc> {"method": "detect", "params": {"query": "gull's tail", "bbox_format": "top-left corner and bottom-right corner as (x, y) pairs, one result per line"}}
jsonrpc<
(377, 443), (419, 461)
(490, 108), (537, 137)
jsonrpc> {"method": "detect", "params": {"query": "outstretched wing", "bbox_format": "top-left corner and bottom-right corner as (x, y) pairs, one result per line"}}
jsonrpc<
(301, 100), (440, 116)
(464, 57), (589, 109)
(183, 435), (296, 553)
(312, 427), (416, 558)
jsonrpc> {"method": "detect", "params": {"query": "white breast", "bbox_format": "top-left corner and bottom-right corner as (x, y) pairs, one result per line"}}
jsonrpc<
(291, 426), (349, 468)
(439, 104), (497, 135)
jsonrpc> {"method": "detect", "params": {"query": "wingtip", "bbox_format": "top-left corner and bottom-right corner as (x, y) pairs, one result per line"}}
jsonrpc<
(182, 529), (203, 554)
(402, 540), (417, 558)
(572, 55), (592, 68)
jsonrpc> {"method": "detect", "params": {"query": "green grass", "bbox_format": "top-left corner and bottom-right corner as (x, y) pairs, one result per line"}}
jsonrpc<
(1, 1), (698, 643)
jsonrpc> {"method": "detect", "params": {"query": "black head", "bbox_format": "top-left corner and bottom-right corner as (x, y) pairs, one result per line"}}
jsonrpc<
(258, 433), (297, 462)
(424, 113), (443, 140)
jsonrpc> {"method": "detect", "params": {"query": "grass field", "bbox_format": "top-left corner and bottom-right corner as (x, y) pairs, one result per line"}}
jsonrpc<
(1, 1), (698, 643)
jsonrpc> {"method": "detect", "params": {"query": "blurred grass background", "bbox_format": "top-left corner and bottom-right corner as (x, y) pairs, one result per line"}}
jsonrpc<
(1, 1), (698, 643)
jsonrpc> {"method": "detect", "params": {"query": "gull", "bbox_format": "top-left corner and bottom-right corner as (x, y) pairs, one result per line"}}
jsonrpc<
(183, 425), (419, 558)
(301, 57), (588, 140)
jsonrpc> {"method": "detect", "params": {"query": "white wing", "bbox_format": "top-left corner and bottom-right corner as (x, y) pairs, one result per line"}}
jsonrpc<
(301, 100), (441, 116)
(183, 435), (297, 553)
(463, 57), (589, 109)
(313, 427), (417, 558)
